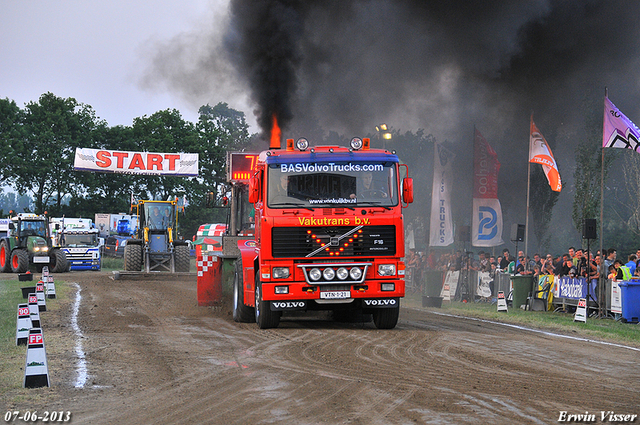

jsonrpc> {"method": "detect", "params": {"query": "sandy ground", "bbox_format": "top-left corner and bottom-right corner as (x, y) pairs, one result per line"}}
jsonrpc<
(3, 271), (640, 424)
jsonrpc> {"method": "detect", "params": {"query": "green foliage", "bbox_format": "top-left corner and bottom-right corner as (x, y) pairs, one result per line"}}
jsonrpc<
(6, 93), (104, 214)
(0, 95), (254, 239)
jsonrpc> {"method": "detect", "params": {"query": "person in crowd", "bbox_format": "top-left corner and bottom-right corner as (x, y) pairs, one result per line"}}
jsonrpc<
(553, 254), (568, 276)
(607, 264), (617, 280)
(541, 254), (555, 275)
(589, 253), (600, 281)
(532, 264), (541, 280)
(614, 259), (633, 281)
(532, 253), (542, 270)
(568, 246), (576, 266)
(575, 249), (588, 277)
(478, 251), (489, 272)
(625, 254), (637, 276)
(499, 249), (511, 270)
(604, 248), (617, 270)
(406, 248), (419, 285)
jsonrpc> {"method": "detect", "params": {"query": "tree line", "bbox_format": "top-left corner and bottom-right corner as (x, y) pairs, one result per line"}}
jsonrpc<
(0, 92), (252, 237)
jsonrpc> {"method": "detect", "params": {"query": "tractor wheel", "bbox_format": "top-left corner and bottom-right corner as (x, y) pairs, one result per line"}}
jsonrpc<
(233, 260), (254, 323)
(254, 274), (280, 329)
(11, 249), (29, 274)
(0, 240), (11, 273)
(51, 249), (69, 273)
(124, 244), (142, 271)
(372, 302), (400, 330)
(174, 244), (190, 272)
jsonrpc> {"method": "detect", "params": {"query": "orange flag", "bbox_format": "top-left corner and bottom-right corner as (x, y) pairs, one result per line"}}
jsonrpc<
(529, 117), (562, 192)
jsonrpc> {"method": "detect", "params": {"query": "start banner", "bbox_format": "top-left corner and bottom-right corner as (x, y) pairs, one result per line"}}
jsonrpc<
(74, 148), (198, 176)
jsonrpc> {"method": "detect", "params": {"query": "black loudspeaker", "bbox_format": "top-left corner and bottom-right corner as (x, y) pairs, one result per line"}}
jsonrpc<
(582, 218), (597, 239)
(511, 224), (525, 242)
(456, 225), (470, 242)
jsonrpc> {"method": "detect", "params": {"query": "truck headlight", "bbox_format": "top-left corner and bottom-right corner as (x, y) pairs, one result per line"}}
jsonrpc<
(309, 268), (322, 281)
(274, 285), (289, 294)
(381, 283), (395, 291)
(349, 267), (363, 280)
(378, 264), (396, 276)
(336, 267), (349, 280)
(272, 267), (290, 279)
(322, 268), (335, 280)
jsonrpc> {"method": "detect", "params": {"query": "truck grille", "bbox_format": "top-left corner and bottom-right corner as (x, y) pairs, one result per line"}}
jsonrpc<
(272, 225), (396, 258)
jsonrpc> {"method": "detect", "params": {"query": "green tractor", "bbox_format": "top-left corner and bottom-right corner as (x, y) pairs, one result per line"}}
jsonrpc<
(0, 213), (69, 274)
(123, 199), (190, 273)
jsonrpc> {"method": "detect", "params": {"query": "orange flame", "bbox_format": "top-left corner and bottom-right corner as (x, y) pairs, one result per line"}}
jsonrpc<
(269, 114), (281, 149)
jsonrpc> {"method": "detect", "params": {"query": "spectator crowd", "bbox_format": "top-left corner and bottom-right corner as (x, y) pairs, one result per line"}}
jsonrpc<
(404, 246), (640, 288)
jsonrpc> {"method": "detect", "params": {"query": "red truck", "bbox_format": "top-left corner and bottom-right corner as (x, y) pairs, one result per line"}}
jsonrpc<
(229, 136), (413, 329)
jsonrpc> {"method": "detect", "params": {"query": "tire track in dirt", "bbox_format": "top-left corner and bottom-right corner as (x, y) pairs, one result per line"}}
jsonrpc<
(20, 272), (640, 425)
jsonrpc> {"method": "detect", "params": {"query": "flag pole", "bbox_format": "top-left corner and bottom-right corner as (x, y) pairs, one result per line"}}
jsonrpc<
(599, 88), (607, 318)
(525, 113), (532, 269)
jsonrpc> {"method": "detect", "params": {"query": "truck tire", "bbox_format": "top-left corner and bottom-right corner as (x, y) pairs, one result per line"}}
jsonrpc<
(51, 249), (69, 273)
(174, 244), (190, 272)
(0, 240), (11, 273)
(11, 249), (29, 274)
(233, 260), (254, 323)
(124, 244), (142, 271)
(254, 274), (280, 329)
(372, 303), (400, 330)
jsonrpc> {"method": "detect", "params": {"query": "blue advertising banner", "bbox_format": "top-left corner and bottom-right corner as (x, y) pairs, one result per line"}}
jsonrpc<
(556, 277), (598, 301)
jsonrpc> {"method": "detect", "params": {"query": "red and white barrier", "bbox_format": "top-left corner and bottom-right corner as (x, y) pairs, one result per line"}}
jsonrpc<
(24, 328), (50, 388)
(28, 294), (41, 328)
(497, 291), (508, 312)
(36, 282), (46, 312)
(16, 304), (32, 345)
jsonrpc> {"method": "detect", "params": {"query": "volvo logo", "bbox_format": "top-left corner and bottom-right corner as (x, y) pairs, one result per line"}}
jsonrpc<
(271, 301), (306, 311)
(363, 299), (397, 307)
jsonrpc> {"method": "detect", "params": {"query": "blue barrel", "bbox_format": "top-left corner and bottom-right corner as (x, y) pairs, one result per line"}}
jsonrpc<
(618, 281), (640, 323)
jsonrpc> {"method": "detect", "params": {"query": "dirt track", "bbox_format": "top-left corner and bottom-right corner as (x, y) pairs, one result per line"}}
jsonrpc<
(4, 271), (640, 424)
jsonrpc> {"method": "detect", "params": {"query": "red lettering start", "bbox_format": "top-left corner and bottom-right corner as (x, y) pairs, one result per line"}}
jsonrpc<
(95, 151), (182, 171)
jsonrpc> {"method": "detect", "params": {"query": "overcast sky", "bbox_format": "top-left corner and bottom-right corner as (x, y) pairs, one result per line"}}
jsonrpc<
(0, 0), (253, 128)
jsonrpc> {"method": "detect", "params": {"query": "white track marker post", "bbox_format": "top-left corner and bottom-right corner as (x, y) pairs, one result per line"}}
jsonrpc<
(24, 328), (50, 388)
(35, 281), (46, 312)
(46, 274), (56, 299)
(574, 298), (587, 323)
(497, 291), (508, 312)
(16, 304), (32, 345)
(28, 293), (41, 328)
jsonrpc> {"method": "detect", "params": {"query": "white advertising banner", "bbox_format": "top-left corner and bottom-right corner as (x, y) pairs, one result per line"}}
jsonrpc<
(476, 271), (493, 298)
(429, 143), (455, 247)
(472, 198), (504, 247)
(441, 271), (459, 299)
(74, 148), (198, 176)
(611, 280), (622, 314)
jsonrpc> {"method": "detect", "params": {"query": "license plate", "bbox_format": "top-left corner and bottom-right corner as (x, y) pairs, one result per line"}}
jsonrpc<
(320, 290), (350, 300)
(33, 256), (49, 264)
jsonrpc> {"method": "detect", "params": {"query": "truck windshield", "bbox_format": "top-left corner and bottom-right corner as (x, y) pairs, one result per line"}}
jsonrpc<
(144, 203), (174, 230)
(21, 220), (47, 238)
(64, 234), (98, 247)
(267, 162), (398, 208)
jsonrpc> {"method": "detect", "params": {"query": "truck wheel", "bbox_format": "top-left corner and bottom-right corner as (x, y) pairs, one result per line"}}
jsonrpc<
(51, 249), (69, 273)
(11, 249), (29, 274)
(0, 240), (11, 273)
(372, 303), (400, 329)
(124, 244), (142, 271)
(254, 275), (280, 329)
(233, 260), (254, 323)
(174, 244), (190, 272)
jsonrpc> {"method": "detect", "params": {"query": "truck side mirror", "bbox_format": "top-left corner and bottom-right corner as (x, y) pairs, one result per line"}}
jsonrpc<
(402, 177), (414, 204)
(248, 173), (262, 204)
